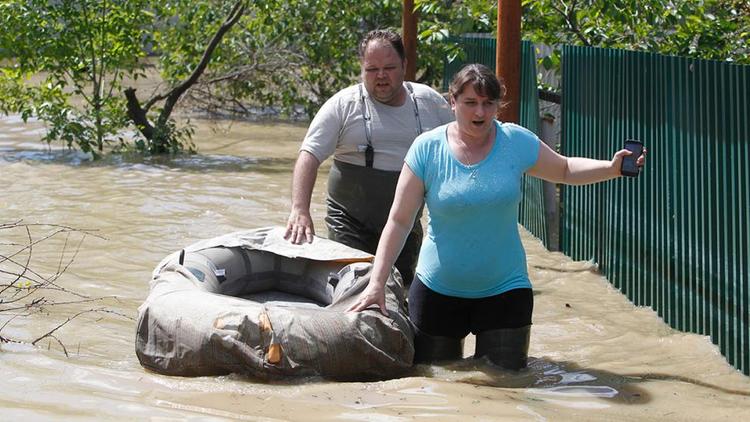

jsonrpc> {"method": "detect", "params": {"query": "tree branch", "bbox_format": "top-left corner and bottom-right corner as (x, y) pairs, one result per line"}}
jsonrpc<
(124, 0), (247, 144)
(124, 87), (155, 139)
(551, 0), (591, 46)
(156, 0), (247, 126)
(1, 221), (117, 353)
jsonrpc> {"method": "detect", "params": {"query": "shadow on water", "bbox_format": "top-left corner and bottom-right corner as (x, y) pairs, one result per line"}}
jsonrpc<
(419, 356), (750, 404)
(433, 358), (653, 405)
(0, 147), (297, 174)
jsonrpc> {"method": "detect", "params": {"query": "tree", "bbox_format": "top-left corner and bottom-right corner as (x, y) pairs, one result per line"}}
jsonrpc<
(414, 0), (497, 86)
(150, 0), (748, 118)
(124, 0), (247, 154)
(0, 0), (152, 158)
(522, 0), (750, 71)
(0, 0), (249, 158)
(413, 0), (749, 89)
(155, 0), (403, 118)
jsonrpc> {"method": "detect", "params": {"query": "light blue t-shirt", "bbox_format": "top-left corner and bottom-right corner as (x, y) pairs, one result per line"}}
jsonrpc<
(405, 121), (540, 298)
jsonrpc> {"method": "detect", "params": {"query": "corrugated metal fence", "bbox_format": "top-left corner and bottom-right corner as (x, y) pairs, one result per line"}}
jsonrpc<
(443, 36), (548, 247)
(561, 45), (749, 375)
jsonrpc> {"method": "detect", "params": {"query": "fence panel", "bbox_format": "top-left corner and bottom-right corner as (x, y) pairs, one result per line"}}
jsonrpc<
(561, 45), (750, 375)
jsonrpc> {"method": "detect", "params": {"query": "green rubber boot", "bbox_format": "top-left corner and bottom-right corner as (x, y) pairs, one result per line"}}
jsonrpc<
(474, 325), (531, 370)
(413, 328), (464, 363)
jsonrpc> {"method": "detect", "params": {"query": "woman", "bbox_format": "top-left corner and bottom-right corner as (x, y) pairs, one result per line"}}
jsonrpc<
(347, 64), (646, 369)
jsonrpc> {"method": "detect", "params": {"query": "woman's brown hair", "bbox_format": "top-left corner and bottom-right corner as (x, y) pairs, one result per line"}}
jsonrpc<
(448, 63), (506, 102)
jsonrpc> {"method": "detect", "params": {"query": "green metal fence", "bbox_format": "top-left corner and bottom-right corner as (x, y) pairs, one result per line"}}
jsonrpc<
(443, 37), (548, 247)
(442, 35), (498, 92)
(561, 45), (750, 375)
(517, 43), (547, 248)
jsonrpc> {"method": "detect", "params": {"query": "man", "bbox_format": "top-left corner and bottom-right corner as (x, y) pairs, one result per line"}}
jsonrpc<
(284, 29), (454, 285)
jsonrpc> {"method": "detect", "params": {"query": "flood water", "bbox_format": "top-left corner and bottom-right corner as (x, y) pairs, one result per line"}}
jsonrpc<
(1, 114), (748, 421)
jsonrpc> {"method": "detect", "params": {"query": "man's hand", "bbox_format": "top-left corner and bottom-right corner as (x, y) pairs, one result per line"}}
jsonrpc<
(286, 151), (320, 244)
(284, 210), (315, 244)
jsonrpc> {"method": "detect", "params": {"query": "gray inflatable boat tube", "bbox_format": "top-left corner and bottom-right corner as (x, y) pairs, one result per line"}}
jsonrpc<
(135, 227), (414, 380)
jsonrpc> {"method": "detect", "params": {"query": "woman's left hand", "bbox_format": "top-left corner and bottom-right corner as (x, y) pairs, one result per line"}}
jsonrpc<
(346, 282), (388, 316)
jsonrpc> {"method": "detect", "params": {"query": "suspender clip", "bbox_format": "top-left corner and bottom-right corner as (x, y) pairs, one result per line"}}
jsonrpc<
(364, 144), (374, 168)
(358, 82), (423, 169)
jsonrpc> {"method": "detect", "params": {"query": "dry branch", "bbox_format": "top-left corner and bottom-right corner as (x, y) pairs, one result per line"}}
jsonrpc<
(1, 220), (126, 354)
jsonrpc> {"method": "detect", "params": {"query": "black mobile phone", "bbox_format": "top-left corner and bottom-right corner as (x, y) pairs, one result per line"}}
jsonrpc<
(621, 139), (644, 177)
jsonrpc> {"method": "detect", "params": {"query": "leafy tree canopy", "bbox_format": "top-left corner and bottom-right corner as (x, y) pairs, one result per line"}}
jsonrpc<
(522, 0), (749, 63)
(416, 0), (749, 80)
(154, 0), (402, 118)
(173, 0), (748, 116)
(1, 0), (747, 156)
(0, 0), (151, 157)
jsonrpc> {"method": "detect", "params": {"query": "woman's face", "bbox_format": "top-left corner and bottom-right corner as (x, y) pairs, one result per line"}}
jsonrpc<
(361, 40), (406, 106)
(451, 84), (498, 138)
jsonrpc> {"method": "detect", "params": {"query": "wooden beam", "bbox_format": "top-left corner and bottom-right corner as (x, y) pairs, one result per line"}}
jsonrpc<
(402, 0), (418, 81)
(496, 0), (521, 123)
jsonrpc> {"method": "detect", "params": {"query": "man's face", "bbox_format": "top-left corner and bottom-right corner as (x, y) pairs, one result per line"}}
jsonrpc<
(361, 40), (406, 106)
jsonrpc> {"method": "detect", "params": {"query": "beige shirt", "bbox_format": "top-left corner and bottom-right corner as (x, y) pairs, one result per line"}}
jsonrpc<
(300, 82), (454, 171)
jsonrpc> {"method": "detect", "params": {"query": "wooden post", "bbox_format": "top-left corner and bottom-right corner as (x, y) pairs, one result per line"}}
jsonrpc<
(496, 0), (521, 123)
(540, 114), (560, 251)
(402, 0), (418, 81)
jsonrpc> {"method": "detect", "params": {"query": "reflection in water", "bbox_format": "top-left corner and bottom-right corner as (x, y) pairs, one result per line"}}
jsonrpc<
(1, 148), (92, 164)
(1, 115), (749, 421)
(0, 144), (295, 174)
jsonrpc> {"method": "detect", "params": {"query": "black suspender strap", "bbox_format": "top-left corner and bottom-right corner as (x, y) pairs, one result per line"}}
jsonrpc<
(358, 83), (375, 168)
(359, 82), (424, 168)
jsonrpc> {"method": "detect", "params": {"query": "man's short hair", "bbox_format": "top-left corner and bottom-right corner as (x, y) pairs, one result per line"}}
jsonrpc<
(358, 29), (405, 62)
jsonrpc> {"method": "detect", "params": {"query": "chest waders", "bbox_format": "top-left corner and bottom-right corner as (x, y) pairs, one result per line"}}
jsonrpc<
(326, 83), (423, 286)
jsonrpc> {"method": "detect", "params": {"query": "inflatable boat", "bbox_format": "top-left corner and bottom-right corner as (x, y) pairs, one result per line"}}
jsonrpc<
(135, 227), (414, 380)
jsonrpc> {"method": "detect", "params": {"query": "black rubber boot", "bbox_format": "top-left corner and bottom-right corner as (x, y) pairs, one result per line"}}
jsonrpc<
(413, 328), (464, 363)
(474, 325), (531, 370)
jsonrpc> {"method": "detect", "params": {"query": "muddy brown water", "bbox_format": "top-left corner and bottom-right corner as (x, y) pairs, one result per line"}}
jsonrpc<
(1, 114), (748, 421)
